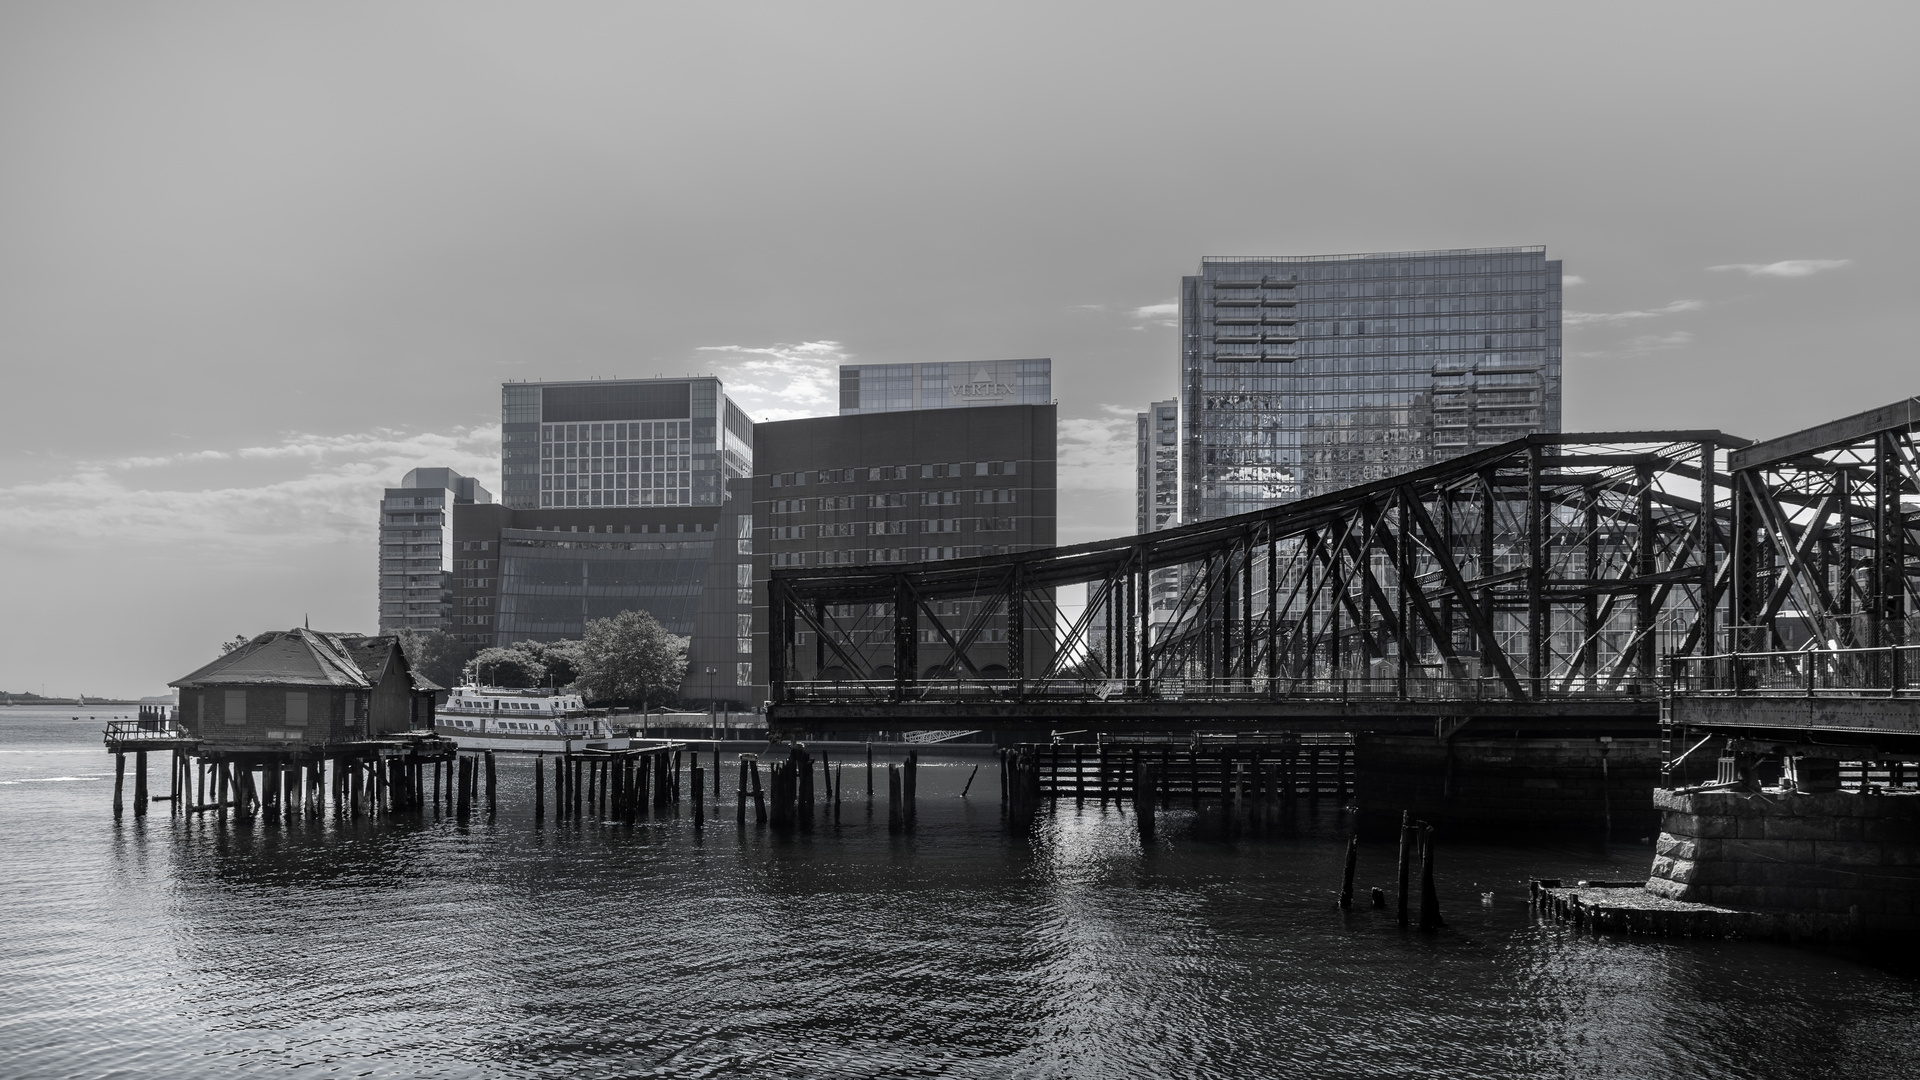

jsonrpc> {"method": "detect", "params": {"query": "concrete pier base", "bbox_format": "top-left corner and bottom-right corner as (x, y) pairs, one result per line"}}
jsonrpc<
(1354, 734), (1661, 837)
(1647, 787), (1920, 937)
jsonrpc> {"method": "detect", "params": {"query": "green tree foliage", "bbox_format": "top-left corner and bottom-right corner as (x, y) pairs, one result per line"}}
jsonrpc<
(578, 609), (688, 708)
(393, 629), (481, 690)
(465, 646), (548, 689)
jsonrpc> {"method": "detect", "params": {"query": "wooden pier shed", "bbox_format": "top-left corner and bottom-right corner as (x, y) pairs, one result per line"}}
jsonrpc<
(171, 628), (438, 743)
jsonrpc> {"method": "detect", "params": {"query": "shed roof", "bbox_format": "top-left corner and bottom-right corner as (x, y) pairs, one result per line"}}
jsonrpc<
(170, 629), (373, 689)
(336, 635), (445, 694)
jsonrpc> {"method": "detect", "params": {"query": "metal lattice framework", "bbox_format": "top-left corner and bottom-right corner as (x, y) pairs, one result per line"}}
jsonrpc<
(770, 430), (1755, 722)
(1729, 397), (1919, 654)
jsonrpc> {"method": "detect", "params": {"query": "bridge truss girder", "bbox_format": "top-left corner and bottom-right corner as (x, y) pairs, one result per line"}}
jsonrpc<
(1728, 397), (1920, 654)
(770, 429), (1749, 708)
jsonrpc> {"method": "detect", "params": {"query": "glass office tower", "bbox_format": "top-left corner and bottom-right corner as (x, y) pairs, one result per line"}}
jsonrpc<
(839, 358), (1052, 414)
(1180, 247), (1561, 522)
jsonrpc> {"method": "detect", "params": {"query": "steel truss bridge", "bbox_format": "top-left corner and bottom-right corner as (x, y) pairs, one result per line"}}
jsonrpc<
(768, 399), (1919, 734)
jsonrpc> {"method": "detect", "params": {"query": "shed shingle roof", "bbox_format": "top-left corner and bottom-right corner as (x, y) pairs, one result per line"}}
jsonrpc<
(170, 629), (373, 689)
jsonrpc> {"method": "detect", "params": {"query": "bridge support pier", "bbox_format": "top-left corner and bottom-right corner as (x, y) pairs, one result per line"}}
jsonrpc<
(1647, 786), (1920, 936)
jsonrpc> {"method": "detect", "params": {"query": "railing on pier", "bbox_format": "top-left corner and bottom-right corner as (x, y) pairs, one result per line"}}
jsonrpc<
(1669, 643), (1919, 698)
(1020, 733), (1356, 803)
(102, 718), (194, 746)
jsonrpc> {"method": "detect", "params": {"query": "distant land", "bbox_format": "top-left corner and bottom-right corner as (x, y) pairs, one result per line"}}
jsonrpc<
(1, 691), (158, 707)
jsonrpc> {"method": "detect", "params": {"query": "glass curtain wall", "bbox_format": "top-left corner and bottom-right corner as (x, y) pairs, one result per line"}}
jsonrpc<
(1180, 248), (1562, 523)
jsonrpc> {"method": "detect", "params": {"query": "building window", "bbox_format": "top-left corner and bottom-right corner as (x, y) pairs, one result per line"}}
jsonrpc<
(224, 690), (246, 725)
(285, 691), (308, 726)
(736, 662), (754, 687)
(737, 637), (753, 655)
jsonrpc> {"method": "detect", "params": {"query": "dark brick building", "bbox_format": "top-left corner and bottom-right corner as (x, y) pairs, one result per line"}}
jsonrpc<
(750, 404), (1057, 689)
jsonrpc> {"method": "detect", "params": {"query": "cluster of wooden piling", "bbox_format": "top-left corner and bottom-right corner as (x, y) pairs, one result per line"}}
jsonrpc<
(536, 743), (689, 826)
(1001, 748), (1043, 832)
(135, 743), (464, 823)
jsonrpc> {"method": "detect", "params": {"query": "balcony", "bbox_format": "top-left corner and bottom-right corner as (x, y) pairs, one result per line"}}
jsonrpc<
(1213, 334), (1262, 344)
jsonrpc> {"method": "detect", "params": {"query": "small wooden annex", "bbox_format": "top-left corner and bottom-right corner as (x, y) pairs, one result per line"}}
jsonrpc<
(171, 629), (441, 748)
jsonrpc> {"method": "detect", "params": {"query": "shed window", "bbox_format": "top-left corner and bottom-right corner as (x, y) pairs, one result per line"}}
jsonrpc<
(224, 690), (247, 725)
(285, 692), (308, 726)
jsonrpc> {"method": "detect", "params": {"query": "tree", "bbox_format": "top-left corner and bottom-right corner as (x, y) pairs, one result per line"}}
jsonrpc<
(511, 639), (585, 687)
(219, 634), (251, 654)
(393, 629), (481, 690)
(578, 609), (688, 709)
(464, 646), (548, 689)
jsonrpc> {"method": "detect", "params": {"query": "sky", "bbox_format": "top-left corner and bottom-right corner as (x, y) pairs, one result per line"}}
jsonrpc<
(2, 1), (1915, 698)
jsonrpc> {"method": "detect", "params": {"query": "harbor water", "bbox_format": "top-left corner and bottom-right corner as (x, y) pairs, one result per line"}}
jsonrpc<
(5, 707), (1919, 1078)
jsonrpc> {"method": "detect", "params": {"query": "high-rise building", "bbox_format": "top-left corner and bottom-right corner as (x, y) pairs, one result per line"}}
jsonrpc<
(378, 468), (491, 634)
(1135, 399), (1181, 623)
(1136, 399), (1178, 536)
(500, 377), (752, 511)
(447, 377), (760, 706)
(751, 403), (1057, 685)
(839, 358), (1051, 414)
(1180, 247), (1561, 523)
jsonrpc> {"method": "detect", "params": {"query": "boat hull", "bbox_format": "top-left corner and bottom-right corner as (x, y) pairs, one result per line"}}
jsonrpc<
(435, 729), (631, 753)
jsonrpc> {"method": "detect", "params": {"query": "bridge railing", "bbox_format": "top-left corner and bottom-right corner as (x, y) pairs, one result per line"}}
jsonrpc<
(780, 675), (1658, 705)
(1670, 644), (1920, 697)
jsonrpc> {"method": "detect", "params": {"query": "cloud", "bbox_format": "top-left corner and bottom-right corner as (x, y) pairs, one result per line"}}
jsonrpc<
(1057, 405), (1140, 494)
(1708, 259), (1852, 278)
(1563, 299), (1703, 326)
(1132, 301), (1179, 328)
(696, 340), (848, 422)
(1562, 275), (1587, 286)
(0, 426), (501, 555)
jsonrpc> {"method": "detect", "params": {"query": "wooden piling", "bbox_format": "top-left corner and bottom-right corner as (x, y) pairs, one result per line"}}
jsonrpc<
(887, 763), (901, 832)
(866, 741), (874, 802)
(737, 757), (748, 826)
(113, 753), (126, 817)
(1339, 833), (1358, 908)
(534, 755), (546, 823)
(485, 751), (496, 814)
(456, 756), (471, 820)
(133, 750), (149, 818)
(750, 759), (766, 824)
(904, 751), (917, 828)
(1133, 761), (1154, 841)
(693, 765), (704, 829)
(1396, 810), (1413, 925)
(962, 764), (978, 798)
(1418, 826), (1442, 931)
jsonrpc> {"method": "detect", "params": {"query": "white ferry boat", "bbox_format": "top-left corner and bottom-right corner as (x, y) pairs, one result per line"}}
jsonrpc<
(434, 685), (629, 751)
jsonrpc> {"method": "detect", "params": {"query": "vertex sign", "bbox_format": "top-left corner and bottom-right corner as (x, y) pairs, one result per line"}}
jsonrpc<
(954, 381), (1015, 399)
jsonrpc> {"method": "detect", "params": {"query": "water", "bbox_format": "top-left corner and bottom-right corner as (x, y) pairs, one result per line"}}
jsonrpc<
(4, 707), (1918, 1079)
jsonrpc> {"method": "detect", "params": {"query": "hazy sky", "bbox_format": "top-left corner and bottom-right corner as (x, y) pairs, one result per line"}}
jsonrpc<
(3, 2), (1915, 698)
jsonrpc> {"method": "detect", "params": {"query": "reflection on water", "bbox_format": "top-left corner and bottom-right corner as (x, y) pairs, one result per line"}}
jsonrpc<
(3, 709), (1917, 1078)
